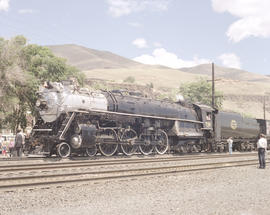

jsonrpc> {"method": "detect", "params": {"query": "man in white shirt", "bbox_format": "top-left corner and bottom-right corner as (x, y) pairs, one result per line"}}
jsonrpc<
(227, 137), (233, 155)
(257, 134), (267, 169)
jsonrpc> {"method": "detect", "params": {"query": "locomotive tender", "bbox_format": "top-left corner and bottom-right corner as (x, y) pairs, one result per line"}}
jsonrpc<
(26, 81), (270, 157)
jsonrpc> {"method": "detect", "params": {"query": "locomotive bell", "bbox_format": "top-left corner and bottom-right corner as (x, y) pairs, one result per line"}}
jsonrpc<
(70, 134), (82, 149)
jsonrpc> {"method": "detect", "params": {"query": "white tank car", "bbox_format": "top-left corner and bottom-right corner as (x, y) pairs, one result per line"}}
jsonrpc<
(36, 82), (108, 123)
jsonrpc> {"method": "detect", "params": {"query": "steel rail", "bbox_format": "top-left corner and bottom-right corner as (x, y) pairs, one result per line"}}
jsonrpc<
(0, 152), (258, 164)
(0, 151), (259, 162)
(0, 153), (258, 172)
(0, 159), (263, 190)
(0, 159), (259, 181)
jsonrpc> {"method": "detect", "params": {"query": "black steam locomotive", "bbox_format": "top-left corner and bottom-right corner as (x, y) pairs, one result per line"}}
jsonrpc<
(26, 81), (270, 158)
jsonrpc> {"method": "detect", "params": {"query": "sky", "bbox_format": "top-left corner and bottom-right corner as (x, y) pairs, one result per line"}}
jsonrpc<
(0, 0), (270, 75)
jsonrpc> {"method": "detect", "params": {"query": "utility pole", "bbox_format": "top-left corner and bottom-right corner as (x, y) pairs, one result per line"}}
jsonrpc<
(211, 62), (216, 152)
(263, 95), (266, 120)
(212, 62), (215, 109)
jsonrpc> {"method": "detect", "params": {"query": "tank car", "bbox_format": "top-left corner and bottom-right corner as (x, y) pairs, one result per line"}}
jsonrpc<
(26, 81), (212, 157)
(214, 111), (270, 152)
(214, 112), (259, 151)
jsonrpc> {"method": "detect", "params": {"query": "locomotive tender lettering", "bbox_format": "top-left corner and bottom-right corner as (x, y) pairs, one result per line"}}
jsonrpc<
(231, 120), (237, 130)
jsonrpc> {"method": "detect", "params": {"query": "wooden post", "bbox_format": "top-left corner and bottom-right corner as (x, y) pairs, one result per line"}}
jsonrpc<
(211, 62), (216, 151)
(264, 95), (266, 120)
(212, 62), (215, 109)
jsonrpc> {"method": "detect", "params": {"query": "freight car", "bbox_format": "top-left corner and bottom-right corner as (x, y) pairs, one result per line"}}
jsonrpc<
(25, 81), (270, 158)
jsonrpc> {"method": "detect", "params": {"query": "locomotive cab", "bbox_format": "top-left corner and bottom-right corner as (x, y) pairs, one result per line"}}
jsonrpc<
(193, 104), (214, 131)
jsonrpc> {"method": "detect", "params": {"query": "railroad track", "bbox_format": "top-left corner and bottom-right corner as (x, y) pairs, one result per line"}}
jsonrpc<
(0, 151), (258, 162)
(0, 154), (262, 191)
(0, 153), (258, 172)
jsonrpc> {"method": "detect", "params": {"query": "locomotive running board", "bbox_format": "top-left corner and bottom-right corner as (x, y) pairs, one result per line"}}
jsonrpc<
(77, 109), (203, 124)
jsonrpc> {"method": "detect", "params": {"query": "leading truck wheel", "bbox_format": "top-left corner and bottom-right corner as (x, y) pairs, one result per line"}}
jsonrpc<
(57, 142), (71, 158)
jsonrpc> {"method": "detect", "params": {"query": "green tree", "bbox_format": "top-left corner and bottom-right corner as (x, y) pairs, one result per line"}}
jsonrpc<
(0, 35), (28, 131)
(123, 76), (135, 83)
(179, 78), (223, 109)
(0, 35), (84, 132)
(146, 82), (154, 89)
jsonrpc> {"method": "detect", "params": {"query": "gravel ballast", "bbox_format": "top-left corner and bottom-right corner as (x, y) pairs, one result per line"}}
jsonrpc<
(1, 162), (270, 215)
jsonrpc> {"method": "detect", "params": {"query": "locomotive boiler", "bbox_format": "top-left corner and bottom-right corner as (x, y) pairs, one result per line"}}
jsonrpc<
(26, 81), (270, 158)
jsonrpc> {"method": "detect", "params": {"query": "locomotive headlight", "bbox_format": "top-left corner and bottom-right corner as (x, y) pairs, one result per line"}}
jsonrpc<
(36, 99), (48, 109)
(36, 99), (41, 107)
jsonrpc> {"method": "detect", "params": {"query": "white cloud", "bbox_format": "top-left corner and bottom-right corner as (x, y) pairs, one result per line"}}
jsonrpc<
(212, 0), (270, 42)
(0, 0), (9, 11)
(218, 53), (241, 69)
(107, 0), (170, 17)
(132, 38), (148, 48)
(18, 9), (34, 14)
(133, 48), (210, 68)
(128, 22), (142, 27)
(153, 42), (162, 47)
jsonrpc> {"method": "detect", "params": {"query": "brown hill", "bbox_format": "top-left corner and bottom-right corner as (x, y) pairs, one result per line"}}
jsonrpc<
(180, 64), (270, 82)
(47, 44), (142, 70)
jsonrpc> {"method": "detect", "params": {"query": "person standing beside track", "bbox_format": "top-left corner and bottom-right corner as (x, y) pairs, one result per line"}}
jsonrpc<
(227, 137), (233, 155)
(257, 134), (267, 169)
(14, 129), (25, 157)
(0, 135), (2, 155)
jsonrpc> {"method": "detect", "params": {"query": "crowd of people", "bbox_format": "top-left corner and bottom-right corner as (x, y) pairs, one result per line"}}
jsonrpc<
(0, 129), (25, 157)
